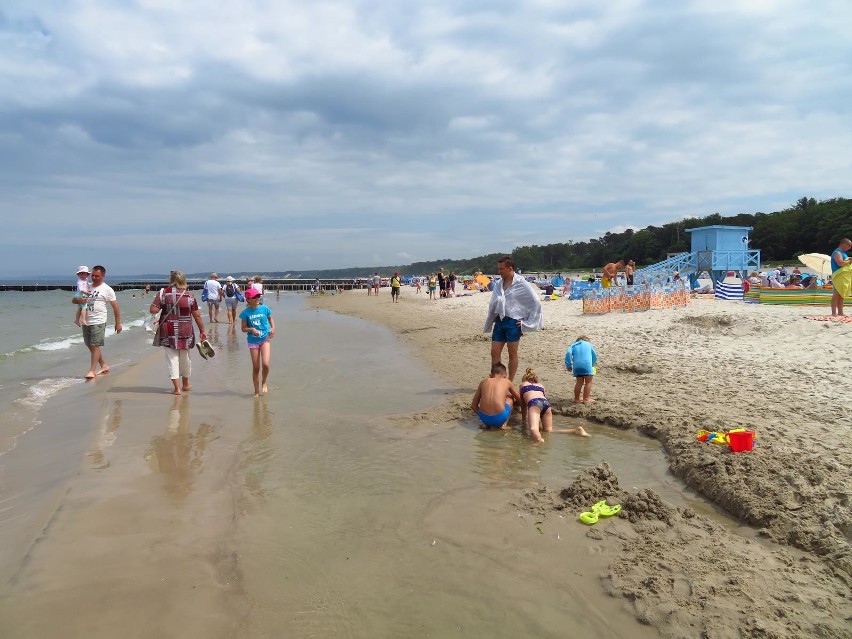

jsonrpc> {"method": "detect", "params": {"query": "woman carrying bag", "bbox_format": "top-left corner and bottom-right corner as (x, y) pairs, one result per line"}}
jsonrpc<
(149, 270), (208, 395)
(222, 275), (244, 324)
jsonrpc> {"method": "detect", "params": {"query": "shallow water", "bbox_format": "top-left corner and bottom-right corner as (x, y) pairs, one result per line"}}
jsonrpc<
(0, 293), (733, 637)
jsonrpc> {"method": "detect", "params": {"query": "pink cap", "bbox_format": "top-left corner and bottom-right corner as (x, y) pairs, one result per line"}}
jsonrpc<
(245, 288), (261, 299)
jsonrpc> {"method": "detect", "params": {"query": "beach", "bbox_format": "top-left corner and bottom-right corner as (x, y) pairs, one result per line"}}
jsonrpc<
(310, 286), (852, 638)
(1, 287), (850, 638)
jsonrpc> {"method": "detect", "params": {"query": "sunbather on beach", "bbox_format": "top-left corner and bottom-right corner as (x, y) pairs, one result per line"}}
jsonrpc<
(471, 362), (521, 430)
(520, 367), (589, 442)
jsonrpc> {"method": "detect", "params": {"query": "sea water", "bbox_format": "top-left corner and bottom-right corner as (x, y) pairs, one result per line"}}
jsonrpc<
(0, 289), (155, 456)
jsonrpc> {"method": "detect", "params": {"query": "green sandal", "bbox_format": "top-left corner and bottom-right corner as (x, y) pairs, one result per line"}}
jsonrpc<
(591, 500), (622, 517)
(578, 500), (622, 525)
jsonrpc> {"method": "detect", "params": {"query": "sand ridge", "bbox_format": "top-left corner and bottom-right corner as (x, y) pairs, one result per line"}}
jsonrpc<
(311, 287), (852, 637)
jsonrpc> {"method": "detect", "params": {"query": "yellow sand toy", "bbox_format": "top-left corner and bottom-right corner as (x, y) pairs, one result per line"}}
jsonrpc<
(578, 500), (622, 525)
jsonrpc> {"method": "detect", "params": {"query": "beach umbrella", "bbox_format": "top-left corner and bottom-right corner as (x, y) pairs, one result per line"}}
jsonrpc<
(475, 274), (491, 287)
(797, 253), (833, 277)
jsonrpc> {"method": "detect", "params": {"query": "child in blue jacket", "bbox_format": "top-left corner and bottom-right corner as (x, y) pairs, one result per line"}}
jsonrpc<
(565, 335), (598, 404)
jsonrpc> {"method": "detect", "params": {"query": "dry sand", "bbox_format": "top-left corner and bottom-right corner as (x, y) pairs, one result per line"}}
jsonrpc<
(311, 287), (852, 638)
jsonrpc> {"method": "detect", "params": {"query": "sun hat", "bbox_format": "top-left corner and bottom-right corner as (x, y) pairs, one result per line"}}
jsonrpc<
(245, 288), (261, 299)
(225, 275), (235, 282)
(76, 265), (90, 275)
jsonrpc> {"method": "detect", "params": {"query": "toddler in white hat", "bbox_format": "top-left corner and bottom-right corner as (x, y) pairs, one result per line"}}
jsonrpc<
(74, 265), (91, 326)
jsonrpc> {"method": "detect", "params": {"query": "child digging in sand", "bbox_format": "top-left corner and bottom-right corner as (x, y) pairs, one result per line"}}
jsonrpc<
(565, 335), (598, 404)
(520, 367), (590, 442)
(471, 362), (521, 430)
(240, 288), (275, 397)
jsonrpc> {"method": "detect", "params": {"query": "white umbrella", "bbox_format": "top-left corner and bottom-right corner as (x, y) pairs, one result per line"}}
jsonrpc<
(797, 253), (833, 277)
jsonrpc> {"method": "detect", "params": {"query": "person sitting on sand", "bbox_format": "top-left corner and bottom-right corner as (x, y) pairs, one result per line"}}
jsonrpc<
(471, 362), (521, 430)
(565, 335), (598, 404)
(520, 367), (589, 442)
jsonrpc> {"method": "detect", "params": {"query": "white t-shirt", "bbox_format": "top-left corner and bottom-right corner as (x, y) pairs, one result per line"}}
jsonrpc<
(204, 279), (223, 301)
(86, 283), (117, 325)
(76, 277), (90, 294)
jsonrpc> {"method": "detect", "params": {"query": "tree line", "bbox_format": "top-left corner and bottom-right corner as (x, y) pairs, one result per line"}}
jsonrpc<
(275, 196), (852, 278)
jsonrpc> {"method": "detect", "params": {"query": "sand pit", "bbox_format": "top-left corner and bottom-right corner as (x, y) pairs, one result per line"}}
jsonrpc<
(311, 287), (852, 637)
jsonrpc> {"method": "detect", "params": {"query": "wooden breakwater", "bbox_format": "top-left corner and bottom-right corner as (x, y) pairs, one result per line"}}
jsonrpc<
(0, 279), (372, 293)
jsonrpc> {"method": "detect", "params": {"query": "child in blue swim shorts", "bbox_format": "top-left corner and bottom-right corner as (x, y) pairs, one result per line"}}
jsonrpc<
(471, 362), (521, 430)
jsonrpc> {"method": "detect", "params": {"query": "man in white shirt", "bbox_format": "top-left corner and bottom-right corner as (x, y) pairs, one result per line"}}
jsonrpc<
(71, 264), (122, 379)
(204, 272), (223, 323)
(484, 256), (543, 382)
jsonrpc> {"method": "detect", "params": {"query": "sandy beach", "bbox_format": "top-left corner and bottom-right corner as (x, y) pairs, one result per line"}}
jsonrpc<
(311, 287), (852, 638)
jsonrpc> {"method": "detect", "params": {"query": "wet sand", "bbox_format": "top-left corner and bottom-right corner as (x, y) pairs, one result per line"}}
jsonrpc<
(310, 288), (852, 638)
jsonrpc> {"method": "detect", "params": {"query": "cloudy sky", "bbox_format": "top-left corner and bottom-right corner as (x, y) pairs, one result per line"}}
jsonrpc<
(2, 0), (850, 277)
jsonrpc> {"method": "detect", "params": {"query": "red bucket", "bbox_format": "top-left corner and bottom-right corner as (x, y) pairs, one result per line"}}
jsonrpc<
(728, 431), (755, 453)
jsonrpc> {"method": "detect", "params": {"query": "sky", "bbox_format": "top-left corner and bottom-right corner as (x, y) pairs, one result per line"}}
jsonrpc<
(1, 0), (851, 277)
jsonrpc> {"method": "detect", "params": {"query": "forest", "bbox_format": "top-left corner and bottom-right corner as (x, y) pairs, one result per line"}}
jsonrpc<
(287, 196), (852, 277)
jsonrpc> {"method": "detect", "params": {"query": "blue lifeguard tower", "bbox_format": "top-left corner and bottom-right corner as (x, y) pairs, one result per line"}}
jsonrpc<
(634, 225), (761, 286)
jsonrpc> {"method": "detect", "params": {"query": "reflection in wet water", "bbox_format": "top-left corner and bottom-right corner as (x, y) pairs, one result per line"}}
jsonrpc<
(144, 397), (214, 498)
(241, 397), (277, 503)
(89, 399), (123, 470)
(472, 417), (541, 487)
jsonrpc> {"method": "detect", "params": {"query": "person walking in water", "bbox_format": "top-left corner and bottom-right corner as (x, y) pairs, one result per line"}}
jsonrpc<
(71, 265), (122, 379)
(240, 288), (275, 397)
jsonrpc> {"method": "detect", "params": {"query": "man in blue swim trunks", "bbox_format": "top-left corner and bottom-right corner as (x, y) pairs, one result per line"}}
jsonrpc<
(471, 363), (522, 430)
(484, 256), (543, 382)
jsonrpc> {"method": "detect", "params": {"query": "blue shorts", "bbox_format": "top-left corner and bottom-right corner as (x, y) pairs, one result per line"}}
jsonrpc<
(478, 403), (512, 428)
(491, 316), (522, 343)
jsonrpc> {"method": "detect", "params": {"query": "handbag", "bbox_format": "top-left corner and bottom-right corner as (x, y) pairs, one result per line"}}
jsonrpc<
(152, 288), (187, 346)
(202, 286), (209, 302)
(235, 288), (245, 302)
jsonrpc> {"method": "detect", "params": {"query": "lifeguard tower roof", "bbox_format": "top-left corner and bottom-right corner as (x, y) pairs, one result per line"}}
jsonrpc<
(685, 225), (753, 253)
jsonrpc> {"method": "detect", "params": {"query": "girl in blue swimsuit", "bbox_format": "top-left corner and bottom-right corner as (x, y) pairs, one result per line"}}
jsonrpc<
(520, 367), (590, 443)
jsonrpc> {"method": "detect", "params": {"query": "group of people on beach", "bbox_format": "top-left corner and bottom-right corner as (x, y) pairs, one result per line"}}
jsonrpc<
(471, 255), (595, 443)
(72, 267), (275, 397)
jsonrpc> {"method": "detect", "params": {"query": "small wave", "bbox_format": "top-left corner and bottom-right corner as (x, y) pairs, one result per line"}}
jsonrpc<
(33, 335), (84, 351)
(16, 376), (83, 409)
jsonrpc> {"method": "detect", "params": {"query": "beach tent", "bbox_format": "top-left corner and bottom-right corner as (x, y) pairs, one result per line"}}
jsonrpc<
(569, 280), (600, 300)
(551, 274), (566, 287)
